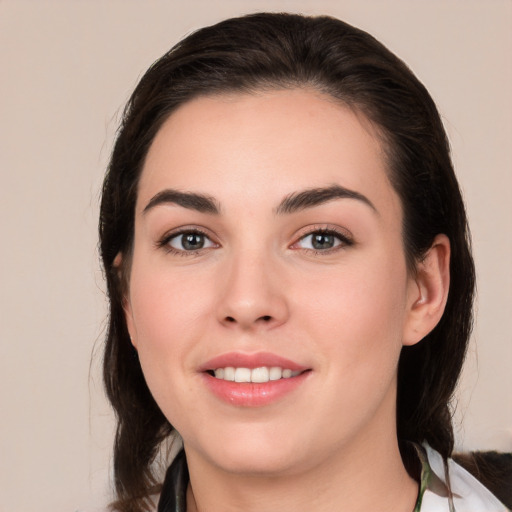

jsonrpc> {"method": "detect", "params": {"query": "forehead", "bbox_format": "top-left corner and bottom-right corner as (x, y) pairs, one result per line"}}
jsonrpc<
(137, 89), (399, 217)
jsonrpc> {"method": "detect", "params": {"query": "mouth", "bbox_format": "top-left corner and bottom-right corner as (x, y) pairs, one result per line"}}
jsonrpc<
(206, 366), (304, 383)
(200, 352), (311, 406)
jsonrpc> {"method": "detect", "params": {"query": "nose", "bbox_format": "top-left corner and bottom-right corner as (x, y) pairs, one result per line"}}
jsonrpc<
(216, 250), (289, 331)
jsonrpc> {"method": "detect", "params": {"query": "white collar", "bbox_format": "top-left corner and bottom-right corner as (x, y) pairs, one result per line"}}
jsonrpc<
(420, 443), (509, 511)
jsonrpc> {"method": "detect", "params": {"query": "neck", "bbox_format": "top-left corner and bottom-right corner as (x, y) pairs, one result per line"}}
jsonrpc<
(184, 433), (418, 512)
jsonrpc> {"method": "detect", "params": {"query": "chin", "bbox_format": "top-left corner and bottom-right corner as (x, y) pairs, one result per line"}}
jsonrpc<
(186, 428), (307, 477)
(215, 447), (299, 476)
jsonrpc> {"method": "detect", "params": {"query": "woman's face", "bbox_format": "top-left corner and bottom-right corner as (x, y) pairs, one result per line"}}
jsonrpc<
(124, 89), (422, 476)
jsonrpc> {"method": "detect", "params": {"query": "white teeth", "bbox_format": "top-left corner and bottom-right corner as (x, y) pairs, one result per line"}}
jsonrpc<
(251, 367), (269, 383)
(234, 367), (251, 383)
(223, 367), (235, 381)
(212, 366), (301, 383)
(269, 367), (282, 381)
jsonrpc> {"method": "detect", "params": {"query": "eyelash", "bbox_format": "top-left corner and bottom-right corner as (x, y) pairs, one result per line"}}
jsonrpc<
(157, 226), (353, 257)
(157, 228), (217, 256)
(292, 227), (354, 254)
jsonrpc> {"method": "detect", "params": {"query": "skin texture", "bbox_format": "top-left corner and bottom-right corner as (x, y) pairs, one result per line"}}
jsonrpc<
(123, 89), (450, 512)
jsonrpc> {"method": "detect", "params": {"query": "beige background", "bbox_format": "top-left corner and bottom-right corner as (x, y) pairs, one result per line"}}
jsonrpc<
(0, 1), (511, 511)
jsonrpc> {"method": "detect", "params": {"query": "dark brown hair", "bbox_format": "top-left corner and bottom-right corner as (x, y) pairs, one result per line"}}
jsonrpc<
(99, 12), (475, 511)
(453, 451), (512, 508)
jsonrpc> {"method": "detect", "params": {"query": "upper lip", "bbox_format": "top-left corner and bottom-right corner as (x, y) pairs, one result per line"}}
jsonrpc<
(199, 352), (308, 372)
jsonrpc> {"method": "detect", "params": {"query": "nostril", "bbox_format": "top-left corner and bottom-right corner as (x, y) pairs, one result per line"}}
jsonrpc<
(224, 315), (272, 323)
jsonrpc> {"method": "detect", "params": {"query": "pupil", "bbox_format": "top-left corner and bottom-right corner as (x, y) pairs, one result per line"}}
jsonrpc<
(312, 233), (334, 249)
(183, 233), (204, 250)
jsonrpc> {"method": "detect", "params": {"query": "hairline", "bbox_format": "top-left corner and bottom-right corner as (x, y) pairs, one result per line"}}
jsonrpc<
(118, 83), (414, 281)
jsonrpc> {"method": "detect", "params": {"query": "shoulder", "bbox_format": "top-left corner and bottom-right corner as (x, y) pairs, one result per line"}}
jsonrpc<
(420, 443), (510, 512)
(452, 450), (512, 508)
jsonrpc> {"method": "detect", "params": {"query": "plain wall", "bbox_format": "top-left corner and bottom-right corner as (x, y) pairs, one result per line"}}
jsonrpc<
(0, 1), (510, 510)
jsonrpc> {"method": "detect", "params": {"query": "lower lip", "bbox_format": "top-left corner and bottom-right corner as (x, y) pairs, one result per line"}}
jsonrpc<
(202, 371), (310, 407)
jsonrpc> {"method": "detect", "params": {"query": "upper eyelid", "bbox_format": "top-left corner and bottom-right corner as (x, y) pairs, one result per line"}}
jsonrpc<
(155, 223), (353, 248)
(157, 226), (218, 249)
(159, 225), (215, 240)
(293, 224), (353, 242)
(290, 226), (354, 251)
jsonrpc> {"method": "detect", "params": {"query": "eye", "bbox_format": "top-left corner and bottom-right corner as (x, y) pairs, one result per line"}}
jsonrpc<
(293, 229), (352, 252)
(166, 230), (216, 252)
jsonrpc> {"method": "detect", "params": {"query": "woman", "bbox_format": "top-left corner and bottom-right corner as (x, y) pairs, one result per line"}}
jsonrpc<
(99, 12), (509, 512)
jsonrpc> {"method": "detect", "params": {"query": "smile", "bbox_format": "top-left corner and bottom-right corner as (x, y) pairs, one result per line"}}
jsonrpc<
(200, 352), (311, 406)
(211, 366), (302, 383)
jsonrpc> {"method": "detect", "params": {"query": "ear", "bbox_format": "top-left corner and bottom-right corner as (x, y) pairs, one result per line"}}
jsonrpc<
(114, 252), (138, 350)
(123, 296), (138, 350)
(402, 234), (450, 346)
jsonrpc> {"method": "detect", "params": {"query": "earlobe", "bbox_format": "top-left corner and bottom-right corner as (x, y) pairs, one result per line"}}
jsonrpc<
(403, 234), (451, 346)
(114, 252), (138, 350)
(113, 252), (123, 268)
(123, 296), (138, 350)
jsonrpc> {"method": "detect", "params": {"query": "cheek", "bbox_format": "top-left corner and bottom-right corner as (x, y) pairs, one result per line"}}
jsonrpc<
(126, 254), (226, 410)
(295, 254), (408, 370)
(126, 264), (211, 422)
(129, 259), (212, 343)
(126, 266), (200, 399)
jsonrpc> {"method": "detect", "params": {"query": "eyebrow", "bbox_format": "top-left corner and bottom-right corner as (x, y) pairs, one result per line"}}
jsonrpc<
(275, 185), (377, 215)
(143, 189), (220, 215)
(142, 184), (376, 217)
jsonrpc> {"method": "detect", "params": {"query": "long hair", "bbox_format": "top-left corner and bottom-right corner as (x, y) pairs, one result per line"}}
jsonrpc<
(99, 13), (475, 511)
